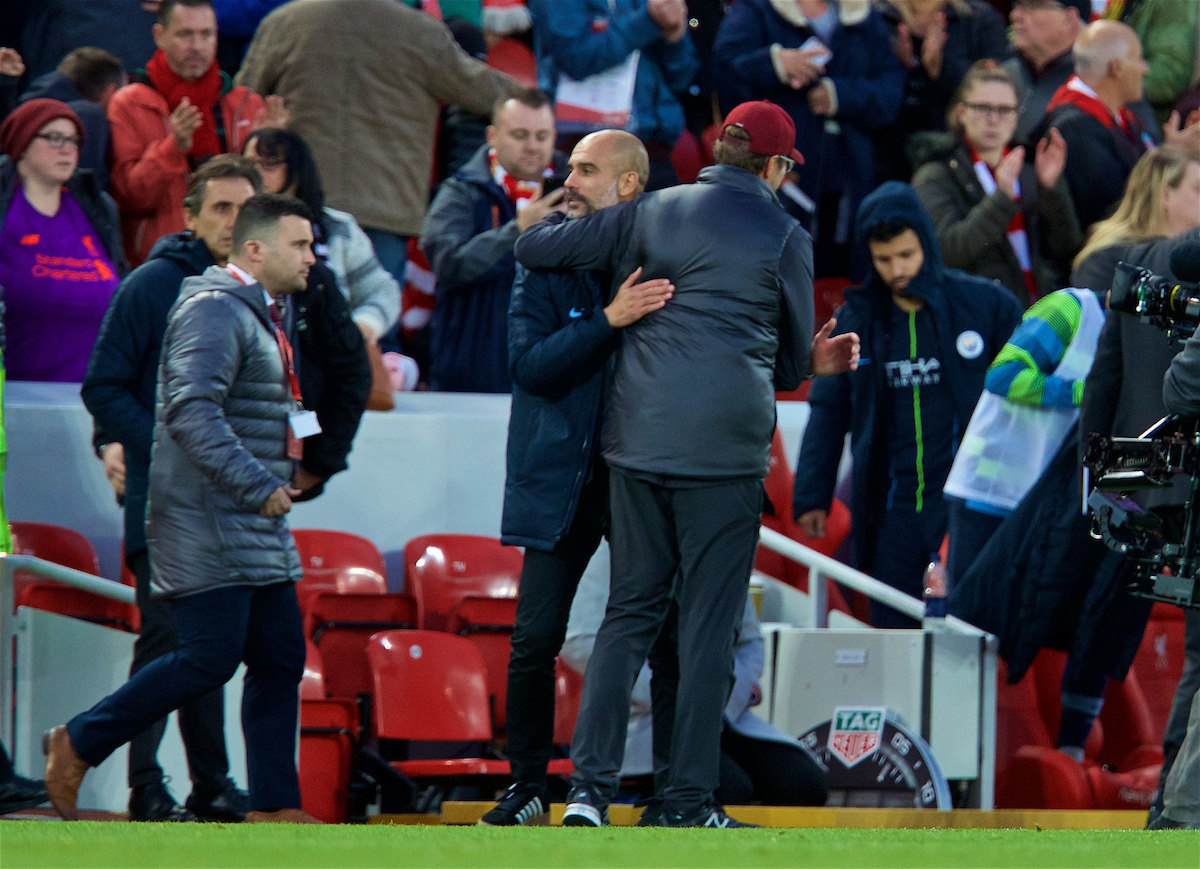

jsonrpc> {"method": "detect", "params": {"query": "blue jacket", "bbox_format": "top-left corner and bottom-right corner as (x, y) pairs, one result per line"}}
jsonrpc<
(711, 0), (905, 242)
(793, 182), (1022, 568)
(82, 233), (216, 558)
(528, 0), (699, 144)
(501, 265), (617, 551)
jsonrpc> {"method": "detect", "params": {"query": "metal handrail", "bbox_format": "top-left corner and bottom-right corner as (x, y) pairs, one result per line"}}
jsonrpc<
(0, 553), (134, 751)
(757, 526), (989, 637)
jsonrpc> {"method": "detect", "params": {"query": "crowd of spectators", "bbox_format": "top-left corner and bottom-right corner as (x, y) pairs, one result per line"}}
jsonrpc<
(1, 0), (1198, 390)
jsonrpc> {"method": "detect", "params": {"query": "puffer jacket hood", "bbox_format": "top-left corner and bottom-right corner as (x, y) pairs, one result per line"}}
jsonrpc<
(145, 231), (217, 273)
(854, 180), (955, 310)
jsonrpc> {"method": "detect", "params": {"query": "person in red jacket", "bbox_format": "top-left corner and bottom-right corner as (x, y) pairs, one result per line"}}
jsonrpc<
(107, 0), (286, 266)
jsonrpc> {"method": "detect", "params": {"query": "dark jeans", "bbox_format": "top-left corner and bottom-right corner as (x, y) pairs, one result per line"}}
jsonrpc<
(714, 728), (829, 807)
(126, 551), (229, 793)
(67, 581), (306, 811)
(505, 471), (607, 784)
(571, 469), (761, 813)
(867, 502), (948, 629)
(0, 741), (13, 782)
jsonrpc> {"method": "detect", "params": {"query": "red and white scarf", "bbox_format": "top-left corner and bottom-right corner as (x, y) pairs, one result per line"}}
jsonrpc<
(488, 149), (543, 212)
(968, 144), (1036, 304)
(1045, 75), (1155, 151)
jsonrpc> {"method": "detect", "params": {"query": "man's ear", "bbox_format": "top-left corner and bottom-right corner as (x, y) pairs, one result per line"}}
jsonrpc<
(485, 125), (496, 148)
(618, 170), (640, 198)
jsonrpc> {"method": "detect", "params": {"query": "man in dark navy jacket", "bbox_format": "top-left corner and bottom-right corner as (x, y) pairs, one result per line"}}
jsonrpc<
(480, 129), (673, 827)
(793, 181), (1022, 628)
(516, 100), (858, 829)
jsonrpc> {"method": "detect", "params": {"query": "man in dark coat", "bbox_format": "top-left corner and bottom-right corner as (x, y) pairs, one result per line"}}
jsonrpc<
(793, 181), (1022, 627)
(516, 100), (857, 828)
(1041, 20), (1156, 232)
(480, 129), (674, 827)
(1002, 0), (1088, 143)
(420, 89), (566, 393)
(45, 195), (323, 824)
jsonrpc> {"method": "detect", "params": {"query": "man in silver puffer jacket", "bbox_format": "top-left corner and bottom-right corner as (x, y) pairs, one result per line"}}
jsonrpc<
(43, 194), (321, 824)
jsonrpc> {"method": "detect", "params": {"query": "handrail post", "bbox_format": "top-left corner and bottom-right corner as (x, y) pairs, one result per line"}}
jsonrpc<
(1, 553), (13, 751)
(810, 568), (827, 628)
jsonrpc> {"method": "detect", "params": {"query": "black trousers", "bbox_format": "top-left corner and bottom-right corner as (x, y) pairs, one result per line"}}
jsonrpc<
(714, 728), (829, 807)
(126, 552), (229, 793)
(504, 471), (608, 784)
(571, 469), (762, 813)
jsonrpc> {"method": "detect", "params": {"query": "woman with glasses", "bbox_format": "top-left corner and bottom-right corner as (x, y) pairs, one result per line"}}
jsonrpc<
(912, 60), (1081, 308)
(242, 128), (400, 353)
(0, 98), (126, 381)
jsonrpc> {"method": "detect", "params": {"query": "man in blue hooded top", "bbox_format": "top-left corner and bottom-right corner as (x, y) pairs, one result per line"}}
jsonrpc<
(793, 181), (1023, 627)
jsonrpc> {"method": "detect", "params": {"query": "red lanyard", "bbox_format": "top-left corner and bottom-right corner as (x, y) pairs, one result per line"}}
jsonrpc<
(226, 267), (304, 408)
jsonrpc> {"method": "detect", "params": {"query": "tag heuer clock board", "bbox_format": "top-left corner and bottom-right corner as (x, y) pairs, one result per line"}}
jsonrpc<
(797, 707), (952, 809)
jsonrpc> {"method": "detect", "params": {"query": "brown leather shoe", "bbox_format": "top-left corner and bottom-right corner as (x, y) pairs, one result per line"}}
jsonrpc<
(244, 808), (323, 824)
(42, 726), (88, 821)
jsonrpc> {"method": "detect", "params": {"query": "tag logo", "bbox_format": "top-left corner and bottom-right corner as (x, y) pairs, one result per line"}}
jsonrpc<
(828, 706), (885, 767)
(568, 307), (585, 319)
(956, 330), (984, 359)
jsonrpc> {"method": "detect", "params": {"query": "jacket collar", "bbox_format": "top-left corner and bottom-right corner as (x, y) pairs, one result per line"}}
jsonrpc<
(697, 163), (784, 207)
(769, 0), (871, 28)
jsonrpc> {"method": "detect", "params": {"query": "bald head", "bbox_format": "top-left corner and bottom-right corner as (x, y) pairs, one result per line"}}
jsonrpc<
(1074, 20), (1147, 105)
(581, 130), (650, 190)
(563, 130), (650, 218)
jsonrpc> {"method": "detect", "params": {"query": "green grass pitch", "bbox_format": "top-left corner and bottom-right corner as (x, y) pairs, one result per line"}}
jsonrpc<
(0, 824), (1197, 869)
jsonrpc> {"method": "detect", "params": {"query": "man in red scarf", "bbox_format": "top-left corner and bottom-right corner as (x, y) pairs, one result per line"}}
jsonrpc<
(1041, 19), (1155, 231)
(107, 0), (286, 266)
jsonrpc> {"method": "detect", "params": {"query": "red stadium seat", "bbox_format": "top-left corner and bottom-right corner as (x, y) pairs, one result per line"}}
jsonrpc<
(553, 657), (583, 747)
(9, 521), (136, 631)
(1127, 603), (1187, 744)
(367, 631), (511, 781)
(292, 529), (388, 613)
(487, 37), (537, 87)
(306, 591), (418, 700)
(670, 130), (704, 184)
(405, 534), (523, 729)
(755, 431), (860, 621)
(994, 651), (1161, 810)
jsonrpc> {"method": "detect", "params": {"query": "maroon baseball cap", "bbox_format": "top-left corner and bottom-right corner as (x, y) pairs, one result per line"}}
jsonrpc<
(719, 100), (804, 165)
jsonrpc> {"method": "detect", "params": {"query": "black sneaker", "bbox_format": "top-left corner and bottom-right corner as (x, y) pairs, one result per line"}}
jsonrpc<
(186, 777), (248, 822)
(561, 784), (608, 827)
(0, 774), (49, 816)
(635, 796), (663, 827)
(477, 782), (548, 826)
(128, 780), (198, 822)
(662, 801), (758, 828)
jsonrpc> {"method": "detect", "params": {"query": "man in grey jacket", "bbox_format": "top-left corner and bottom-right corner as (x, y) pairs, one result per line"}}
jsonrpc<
(43, 194), (320, 825)
(515, 99), (858, 828)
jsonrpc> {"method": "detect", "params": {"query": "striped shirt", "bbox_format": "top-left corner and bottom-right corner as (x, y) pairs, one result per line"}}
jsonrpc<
(984, 290), (1086, 408)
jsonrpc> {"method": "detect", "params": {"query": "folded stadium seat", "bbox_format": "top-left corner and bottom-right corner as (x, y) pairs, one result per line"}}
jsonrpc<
(486, 37), (537, 88)
(546, 657), (583, 777)
(306, 591), (418, 700)
(670, 130), (703, 185)
(291, 529), (388, 614)
(367, 630), (512, 785)
(299, 641), (359, 824)
(1127, 603), (1187, 745)
(994, 650), (1162, 810)
(9, 521), (137, 631)
(405, 534), (523, 730)
(755, 430), (859, 621)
